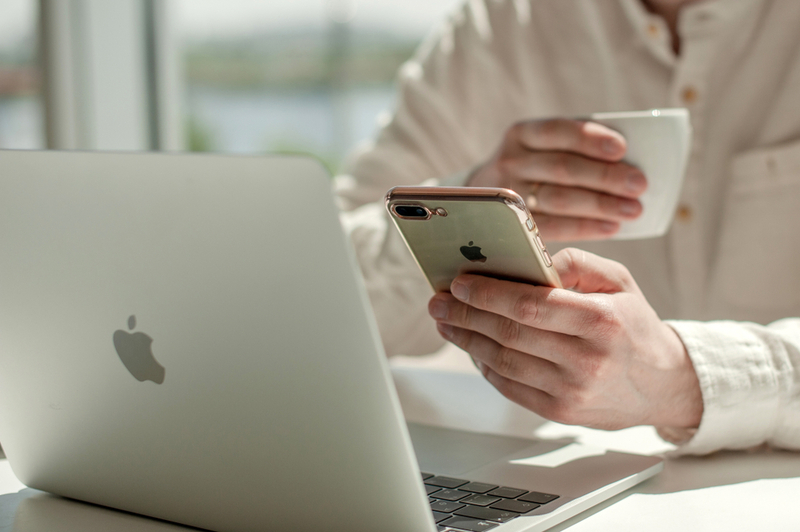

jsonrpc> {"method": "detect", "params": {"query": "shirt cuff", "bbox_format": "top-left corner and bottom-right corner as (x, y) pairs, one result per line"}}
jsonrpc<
(659, 320), (785, 455)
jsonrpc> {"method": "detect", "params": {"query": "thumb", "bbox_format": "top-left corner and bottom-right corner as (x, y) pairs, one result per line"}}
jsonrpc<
(552, 248), (636, 294)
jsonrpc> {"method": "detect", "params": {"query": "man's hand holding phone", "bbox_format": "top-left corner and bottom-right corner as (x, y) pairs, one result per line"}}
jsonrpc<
(468, 119), (648, 241)
(428, 248), (704, 432)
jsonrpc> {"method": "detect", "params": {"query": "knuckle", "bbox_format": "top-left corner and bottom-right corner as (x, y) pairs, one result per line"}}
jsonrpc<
(497, 318), (522, 347)
(537, 119), (566, 145)
(472, 281), (493, 310)
(586, 302), (621, 338)
(575, 351), (611, 383)
(612, 261), (637, 291)
(599, 162), (617, 189)
(455, 300), (474, 326)
(460, 330), (479, 353)
(512, 294), (542, 325)
(558, 376), (591, 407)
(544, 184), (572, 211)
(549, 152), (572, 184)
(596, 193), (617, 215)
(493, 346), (518, 377)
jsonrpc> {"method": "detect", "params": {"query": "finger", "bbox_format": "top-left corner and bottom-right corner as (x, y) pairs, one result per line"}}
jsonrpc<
(435, 321), (563, 396)
(508, 152), (647, 198)
(448, 274), (605, 336)
(430, 292), (581, 365)
(531, 184), (642, 221)
(533, 213), (620, 241)
(551, 247), (638, 294)
(512, 119), (627, 162)
(480, 364), (560, 420)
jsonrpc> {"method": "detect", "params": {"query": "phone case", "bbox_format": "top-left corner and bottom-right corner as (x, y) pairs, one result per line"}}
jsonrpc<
(385, 187), (562, 292)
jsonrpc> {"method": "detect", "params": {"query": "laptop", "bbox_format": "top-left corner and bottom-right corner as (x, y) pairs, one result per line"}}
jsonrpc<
(0, 150), (662, 532)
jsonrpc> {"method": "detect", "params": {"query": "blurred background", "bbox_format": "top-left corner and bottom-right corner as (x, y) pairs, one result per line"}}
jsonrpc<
(0, 0), (459, 173)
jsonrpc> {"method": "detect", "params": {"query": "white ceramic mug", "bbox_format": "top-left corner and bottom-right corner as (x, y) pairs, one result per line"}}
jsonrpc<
(589, 108), (692, 240)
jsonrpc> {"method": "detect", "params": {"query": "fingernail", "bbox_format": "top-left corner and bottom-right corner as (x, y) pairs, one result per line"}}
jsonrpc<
(429, 298), (447, 319)
(626, 172), (646, 193)
(451, 281), (469, 301)
(437, 322), (454, 339)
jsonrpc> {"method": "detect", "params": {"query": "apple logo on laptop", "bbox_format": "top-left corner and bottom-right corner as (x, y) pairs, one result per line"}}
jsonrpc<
(113, 315), (165, 384)
(460, 241), (487, 263)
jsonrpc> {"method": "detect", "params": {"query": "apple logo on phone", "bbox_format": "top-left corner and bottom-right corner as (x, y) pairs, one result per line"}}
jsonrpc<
(113, 315), (165, 384)
(460, 241), (487, 263)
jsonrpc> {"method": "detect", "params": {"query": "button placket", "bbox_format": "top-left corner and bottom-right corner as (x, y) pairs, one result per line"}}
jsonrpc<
(669, 174), (706, 316)
(640, 15), (674, 66)
(666, 25), (717, 317)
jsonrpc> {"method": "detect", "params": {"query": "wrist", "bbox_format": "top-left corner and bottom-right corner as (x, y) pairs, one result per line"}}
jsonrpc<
(655, 323), (704, 429)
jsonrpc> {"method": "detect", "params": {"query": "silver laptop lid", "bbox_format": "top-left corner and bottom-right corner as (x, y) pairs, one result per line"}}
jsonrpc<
(0, 150), (434, 532)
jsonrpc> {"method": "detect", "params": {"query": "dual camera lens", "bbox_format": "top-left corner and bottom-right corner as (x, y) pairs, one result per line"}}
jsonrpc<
(392, 205), (448, 219)
(394, 206), (429, 218)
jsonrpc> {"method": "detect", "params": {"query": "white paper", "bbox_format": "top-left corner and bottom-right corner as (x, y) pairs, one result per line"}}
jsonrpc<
(566, 477), (800, 531)
(510, 443), (607, 468)
(534, 422), (677, 456)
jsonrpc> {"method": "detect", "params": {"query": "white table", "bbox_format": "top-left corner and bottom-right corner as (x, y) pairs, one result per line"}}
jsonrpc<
(391, 363), (800, 531)
(1, 360), (799, 531)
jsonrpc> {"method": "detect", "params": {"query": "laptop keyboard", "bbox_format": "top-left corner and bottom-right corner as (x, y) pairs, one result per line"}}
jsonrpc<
(422, 473), (559, 531)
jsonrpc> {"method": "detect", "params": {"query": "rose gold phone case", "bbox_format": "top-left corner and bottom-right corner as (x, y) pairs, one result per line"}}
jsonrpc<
(385, 187), (562, 292)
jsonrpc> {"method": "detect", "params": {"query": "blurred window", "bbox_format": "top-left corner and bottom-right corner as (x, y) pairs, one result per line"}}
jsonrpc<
(0, 0), (43, 149)
(176, 0), (458, 172)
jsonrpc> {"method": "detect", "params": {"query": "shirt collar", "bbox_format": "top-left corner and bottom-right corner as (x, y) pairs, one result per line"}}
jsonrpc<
(678, 0), (763, 37)
(618, 0), (765, 66)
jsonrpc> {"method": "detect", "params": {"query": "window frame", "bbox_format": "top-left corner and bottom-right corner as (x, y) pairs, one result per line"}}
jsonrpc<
(39, 0), (183, 151)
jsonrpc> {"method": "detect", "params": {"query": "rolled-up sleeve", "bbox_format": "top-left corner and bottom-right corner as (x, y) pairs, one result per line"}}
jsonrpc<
(660, 318), (800, 455)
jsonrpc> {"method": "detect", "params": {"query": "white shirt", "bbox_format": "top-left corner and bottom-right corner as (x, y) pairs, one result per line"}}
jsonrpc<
(334, 0), (800, 455)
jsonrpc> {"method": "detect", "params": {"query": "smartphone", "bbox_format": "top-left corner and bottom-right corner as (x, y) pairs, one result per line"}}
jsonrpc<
(385, 186), (562, 292)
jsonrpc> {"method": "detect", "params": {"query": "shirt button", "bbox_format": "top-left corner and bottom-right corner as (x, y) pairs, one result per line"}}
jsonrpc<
(681, 86), (699, 105)
(676, 204), (693, 222)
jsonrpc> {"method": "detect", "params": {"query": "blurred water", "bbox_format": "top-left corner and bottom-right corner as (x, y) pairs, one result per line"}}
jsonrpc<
(186, 85), (396, 168)
(0, 88), (397, 165)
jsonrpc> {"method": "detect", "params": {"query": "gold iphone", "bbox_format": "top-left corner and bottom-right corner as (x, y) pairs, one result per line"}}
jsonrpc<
(385, 186), (562, 292)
